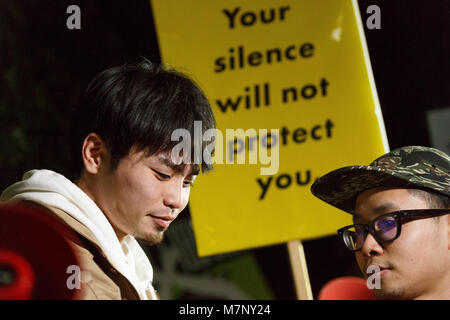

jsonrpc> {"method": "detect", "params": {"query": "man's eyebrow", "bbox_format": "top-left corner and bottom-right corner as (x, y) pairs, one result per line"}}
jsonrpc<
(189, 165), (200, 176)
(353, 202), (402, 223)
(372, 202), (402, 214)
(352, 213), (361, 224)
(157, 156), (200, 175)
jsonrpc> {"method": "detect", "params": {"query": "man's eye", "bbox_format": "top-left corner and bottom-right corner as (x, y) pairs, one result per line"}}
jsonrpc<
(153, 170), (170, 180)
(183, 180), (194, 187)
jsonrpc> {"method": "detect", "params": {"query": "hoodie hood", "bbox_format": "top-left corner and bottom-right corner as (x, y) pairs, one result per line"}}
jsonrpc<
(1, 169), (156, 299)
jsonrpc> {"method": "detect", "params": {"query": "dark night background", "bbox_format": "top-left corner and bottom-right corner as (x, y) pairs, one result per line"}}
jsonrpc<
(0, 0), (449, 299)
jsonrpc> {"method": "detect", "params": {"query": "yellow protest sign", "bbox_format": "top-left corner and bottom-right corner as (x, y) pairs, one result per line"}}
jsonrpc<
(151, 0), (388, 256)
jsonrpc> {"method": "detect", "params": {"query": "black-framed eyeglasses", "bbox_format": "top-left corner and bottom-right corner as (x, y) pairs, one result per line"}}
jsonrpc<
(338, 209), (449, 252)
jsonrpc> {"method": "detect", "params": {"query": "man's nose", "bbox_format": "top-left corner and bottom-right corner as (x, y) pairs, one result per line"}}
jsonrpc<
(361, 233), (384, 257)
(163, 180), (184, 211)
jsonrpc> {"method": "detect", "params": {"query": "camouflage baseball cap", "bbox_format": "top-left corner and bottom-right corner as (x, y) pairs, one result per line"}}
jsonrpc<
(310, 146), (450, 214)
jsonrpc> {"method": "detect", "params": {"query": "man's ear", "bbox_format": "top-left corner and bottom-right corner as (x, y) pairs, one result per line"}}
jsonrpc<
(81, 133), (107, 174)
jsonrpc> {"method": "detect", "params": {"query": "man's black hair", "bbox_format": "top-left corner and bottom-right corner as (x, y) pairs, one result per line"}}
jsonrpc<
(70, 59), (215, 181)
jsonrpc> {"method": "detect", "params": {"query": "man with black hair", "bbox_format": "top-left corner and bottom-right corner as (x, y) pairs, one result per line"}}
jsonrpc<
(1, 60), (216, 299)
(311, 146), (450, 299)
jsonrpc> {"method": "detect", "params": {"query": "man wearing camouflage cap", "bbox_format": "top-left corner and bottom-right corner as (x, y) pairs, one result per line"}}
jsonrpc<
(311, 146), (450, 300)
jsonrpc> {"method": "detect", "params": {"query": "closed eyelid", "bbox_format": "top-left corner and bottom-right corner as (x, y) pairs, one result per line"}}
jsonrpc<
(152, 169), (171, 178)
(153, 168), (196, 185)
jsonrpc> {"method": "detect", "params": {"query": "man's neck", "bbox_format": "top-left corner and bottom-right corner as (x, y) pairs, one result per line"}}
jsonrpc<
(414, 277), (450, 300)
(76, 173), (127, 243)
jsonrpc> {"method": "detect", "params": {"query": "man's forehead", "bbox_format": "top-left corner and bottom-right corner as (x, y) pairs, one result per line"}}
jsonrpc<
(353, 187), (405, 222)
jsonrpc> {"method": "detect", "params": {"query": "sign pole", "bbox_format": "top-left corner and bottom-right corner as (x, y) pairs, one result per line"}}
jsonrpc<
(287, 240), (313, 300)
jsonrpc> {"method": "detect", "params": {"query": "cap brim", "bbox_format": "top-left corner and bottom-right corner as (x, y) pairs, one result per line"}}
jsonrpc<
(310, 165), (418, 214)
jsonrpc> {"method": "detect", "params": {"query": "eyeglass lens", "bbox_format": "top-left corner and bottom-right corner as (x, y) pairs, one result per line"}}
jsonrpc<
(343, 227), (365, 250)
(343, 215), (398, 250)
(374, 216), (397, 241)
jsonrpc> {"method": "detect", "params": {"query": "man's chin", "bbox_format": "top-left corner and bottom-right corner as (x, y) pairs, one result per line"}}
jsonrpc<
(136, 230), (166, 246)
(373, 285), (406, 300)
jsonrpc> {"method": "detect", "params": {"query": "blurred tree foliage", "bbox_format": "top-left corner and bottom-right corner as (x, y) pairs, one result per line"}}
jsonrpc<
(0, 1), (74, 189)
(0, 0), (160, 190)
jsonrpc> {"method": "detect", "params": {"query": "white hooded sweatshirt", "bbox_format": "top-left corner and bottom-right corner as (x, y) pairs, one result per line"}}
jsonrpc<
(1, 169), (157, 300)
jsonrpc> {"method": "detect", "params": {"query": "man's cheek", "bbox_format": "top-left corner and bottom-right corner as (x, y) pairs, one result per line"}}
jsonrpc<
(181, 190), (190, 209)
(355, 254), (367, 277)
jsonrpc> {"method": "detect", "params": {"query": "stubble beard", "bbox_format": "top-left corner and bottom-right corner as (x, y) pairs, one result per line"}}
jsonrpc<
(137, 226), (167, 246)
(373, 279), (406, 300)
